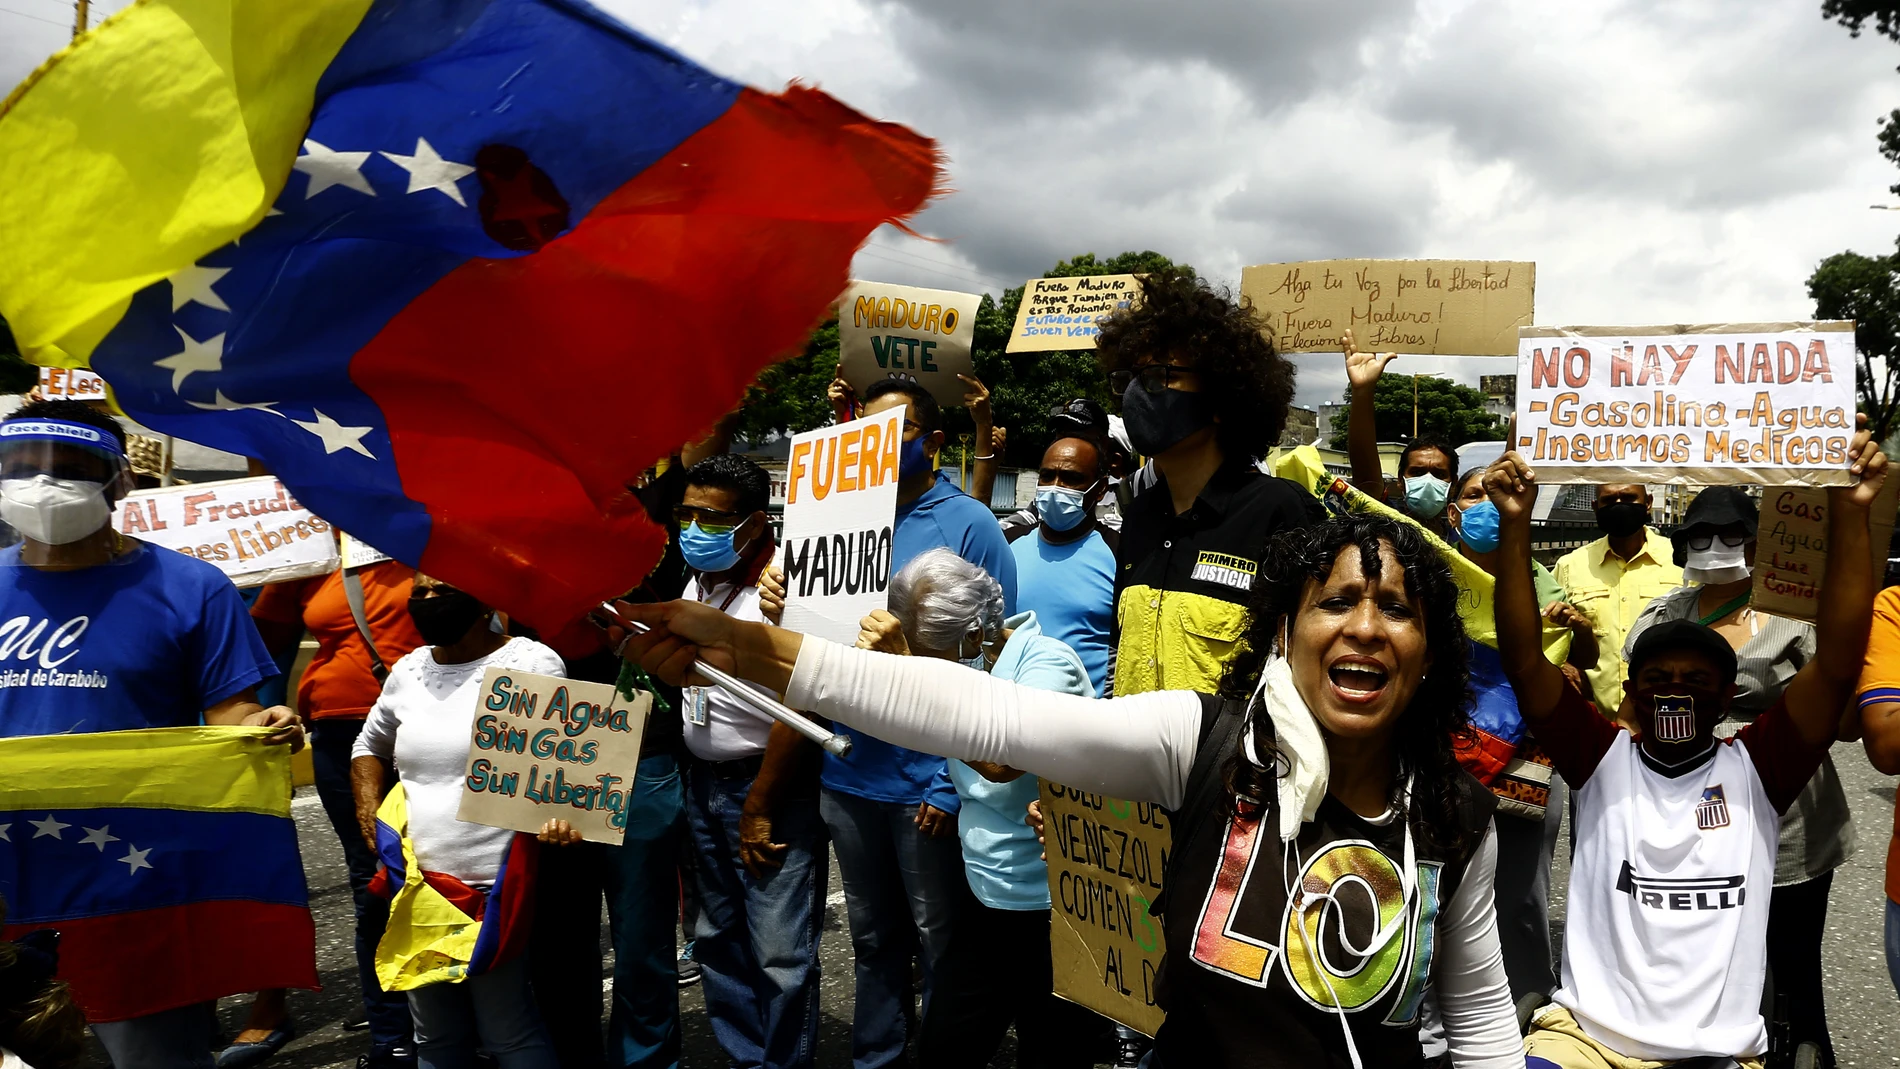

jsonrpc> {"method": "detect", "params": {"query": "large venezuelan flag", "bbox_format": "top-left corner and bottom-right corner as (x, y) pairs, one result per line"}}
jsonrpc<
(0, 0), (941, 630)
(0, 727), (316, 1022)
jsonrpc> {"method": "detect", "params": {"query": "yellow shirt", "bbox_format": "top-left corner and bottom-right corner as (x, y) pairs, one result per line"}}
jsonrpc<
(1551, 528), (1682, 714)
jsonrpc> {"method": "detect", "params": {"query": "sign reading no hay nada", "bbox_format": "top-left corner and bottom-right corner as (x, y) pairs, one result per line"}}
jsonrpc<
(458, 669), (651, 845)
(1040, 780), (1169, 1036)
(1006, 274), (1142, 353)
(778, 410), (902, 646)
(1513, 323), (1858, 486)
(837, 280), (980, 408)
(1240, 259), (1535, 357)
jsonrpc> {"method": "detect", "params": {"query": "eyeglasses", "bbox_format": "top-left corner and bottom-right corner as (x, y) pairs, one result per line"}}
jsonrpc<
(672, 505), (744, 535)
(1686, 533), (1748, 551)
(1108, 364), (1198, 395)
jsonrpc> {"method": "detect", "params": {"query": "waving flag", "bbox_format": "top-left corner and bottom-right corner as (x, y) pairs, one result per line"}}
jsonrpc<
(0, 0), (941, 629)
(0, 728), (316, 1022)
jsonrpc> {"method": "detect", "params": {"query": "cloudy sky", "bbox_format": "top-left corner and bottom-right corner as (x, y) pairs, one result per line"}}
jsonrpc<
(7, 0), (1900, 409)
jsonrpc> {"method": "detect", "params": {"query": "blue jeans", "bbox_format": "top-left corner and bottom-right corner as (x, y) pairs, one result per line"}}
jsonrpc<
(820, 787), (966, 1069)
(407, 955), (557, 1069)
(604, 754), (686, 1069)
(92, 1002), (216, 1069)
(312, 717), (414, 1056)
(1887, 898), (1900, 1000)
(683, 760), (827, 1069)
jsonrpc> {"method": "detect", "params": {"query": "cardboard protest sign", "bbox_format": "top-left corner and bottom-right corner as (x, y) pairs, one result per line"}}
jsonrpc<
(340, 531), (394, 569)
(1240, 260), (1534, 356)
(1752, 476), (1900, 622)
(457, 669), (652, 845)
(1040, 780), (1168, 1037)
(1514, 323), (1857, 485)
(837, 281), (980, 407)
(1006, 274), (1141, 353)
(37, 366), (108, 401)
(117, 476), (337, 586)
(778, 411), (901, 645)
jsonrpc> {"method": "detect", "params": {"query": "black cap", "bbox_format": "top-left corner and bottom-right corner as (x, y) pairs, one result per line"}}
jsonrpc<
(1671, 485), (1758, 566)
(1627, 619), (1739, 687)
(1048, 398), (1109, 436)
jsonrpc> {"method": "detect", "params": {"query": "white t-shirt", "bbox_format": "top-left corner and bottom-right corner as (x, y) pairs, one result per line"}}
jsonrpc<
(3, 1047), (35, 1069)
(681, 555), (778, 763)
(1535, 683), (1828, 1061)
(352, 636), (566, 886)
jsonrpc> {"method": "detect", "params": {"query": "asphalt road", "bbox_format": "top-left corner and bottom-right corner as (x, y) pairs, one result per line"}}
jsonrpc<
(88, 741), (1899, 1069)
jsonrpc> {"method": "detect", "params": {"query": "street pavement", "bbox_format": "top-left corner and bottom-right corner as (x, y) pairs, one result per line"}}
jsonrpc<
(84, 741), (1899, 1068)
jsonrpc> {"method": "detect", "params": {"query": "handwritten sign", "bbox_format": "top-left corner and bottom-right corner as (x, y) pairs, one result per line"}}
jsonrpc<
(37, 366), (108, 401)
(1005, 274), (1142, 353)
(838, 280), (980, 407)
(779, 411), (901, 645)
(117, 476), (337, 586)
(457, 669), (651, 845)
(1240, 259), (1535, 356)
(1514, 323), (1857, 486)
(1040, 780), (1169, 1037)
(1752, 476), (1900, 622)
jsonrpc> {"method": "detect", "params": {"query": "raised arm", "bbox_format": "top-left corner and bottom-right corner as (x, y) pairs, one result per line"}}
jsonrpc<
(961, 374), (1000, 504)
(1342, 328), (1398, 498)
(1484, 452), (1567, 719)
(608, 599), (1204, 807)
(1780, 419), (1888, 749)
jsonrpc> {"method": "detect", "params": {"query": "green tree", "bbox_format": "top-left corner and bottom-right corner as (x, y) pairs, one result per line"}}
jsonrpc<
(1325, 373), (1504, 451)
(731, 250), (1186, 467)
(1807, 247), (1900, 441)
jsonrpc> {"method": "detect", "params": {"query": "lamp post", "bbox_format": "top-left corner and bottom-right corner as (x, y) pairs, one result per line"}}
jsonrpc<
(1411, 371), (1446, 438)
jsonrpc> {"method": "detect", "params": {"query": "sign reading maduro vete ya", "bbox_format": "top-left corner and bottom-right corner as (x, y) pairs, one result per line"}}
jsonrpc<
(1006, 274), (1141, 353)
(1514, 323), (1857, 485)
(837, 280), (980, 407)
(779, 411), (902, 645)
(116, 476), (337, 586)
(458, 669), (651, 845)
(1040, 780), (1169, 1037)
(1240, 259), (1535, 357)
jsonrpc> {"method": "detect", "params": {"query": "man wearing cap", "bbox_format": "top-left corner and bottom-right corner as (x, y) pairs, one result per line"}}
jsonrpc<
(1483, 436), (1886, 1069)
(0, 400), (300, 1069)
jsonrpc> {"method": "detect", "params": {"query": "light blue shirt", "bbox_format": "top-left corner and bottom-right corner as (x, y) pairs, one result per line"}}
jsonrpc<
(948, 611), (1093, 910)
(1010, 526), (1115, 695)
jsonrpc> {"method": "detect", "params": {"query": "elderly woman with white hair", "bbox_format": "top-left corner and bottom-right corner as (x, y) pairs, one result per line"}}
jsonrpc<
(855, 547), (1105, 1069)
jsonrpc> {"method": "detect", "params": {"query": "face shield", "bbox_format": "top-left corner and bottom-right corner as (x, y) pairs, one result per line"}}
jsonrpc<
(0, 420), (129, 552)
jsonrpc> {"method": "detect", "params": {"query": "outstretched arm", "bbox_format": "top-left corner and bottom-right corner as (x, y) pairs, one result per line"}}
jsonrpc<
(1780, 419), (1888, 749)
(607, 600), (1204, 807)
(1342, 329), (1398, 498)
(1484, 453), (1566, 719)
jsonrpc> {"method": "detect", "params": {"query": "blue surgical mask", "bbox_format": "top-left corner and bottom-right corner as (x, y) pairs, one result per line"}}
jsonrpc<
(1035, 484), (1091, 532)
(1455, 500), (1501, 553)
(679, 521), (743, 573)
(900, 435), (932, 478)
(1402, 474), (1449, 519)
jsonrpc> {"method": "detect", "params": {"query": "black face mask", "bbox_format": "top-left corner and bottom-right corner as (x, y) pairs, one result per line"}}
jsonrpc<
(1121, 379), (1215, 457)
(1595, 500), (1648, 539)
(408, 590), (489, 647)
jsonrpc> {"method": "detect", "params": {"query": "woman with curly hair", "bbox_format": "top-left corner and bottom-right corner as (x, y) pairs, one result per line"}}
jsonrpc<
(0, 895), (88, 1069)
(605, 515), (1520, 1068)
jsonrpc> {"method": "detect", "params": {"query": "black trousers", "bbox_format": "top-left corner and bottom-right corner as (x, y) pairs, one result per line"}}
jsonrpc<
(1767, 871), (1835, 1064)
(530, 842), (607, 1069)
(918, 890), (1108, 1069)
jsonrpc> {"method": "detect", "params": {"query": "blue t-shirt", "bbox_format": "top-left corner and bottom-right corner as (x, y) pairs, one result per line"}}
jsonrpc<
(820, 473), (1018, 811)
(0, 543), (279, 737)
(948, 611), (1092, 910)
(1010, 527), (1115, 696)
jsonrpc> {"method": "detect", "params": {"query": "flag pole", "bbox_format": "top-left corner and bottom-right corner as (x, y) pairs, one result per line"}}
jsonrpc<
(73, 0), (88, 37)
(600, 603), (852, 756)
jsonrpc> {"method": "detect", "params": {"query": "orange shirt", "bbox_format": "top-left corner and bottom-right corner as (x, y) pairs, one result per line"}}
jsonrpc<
(251, 560), (423, 720)
(1854, 585), (1900, 905)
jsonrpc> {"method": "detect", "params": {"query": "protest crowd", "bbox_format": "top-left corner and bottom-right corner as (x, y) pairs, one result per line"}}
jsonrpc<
(3, 6), (1900, 1069)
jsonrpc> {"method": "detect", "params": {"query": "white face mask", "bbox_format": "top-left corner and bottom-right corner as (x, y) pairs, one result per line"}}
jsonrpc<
(1, 475), (110, 545)
(1683, 541), (1750, 584)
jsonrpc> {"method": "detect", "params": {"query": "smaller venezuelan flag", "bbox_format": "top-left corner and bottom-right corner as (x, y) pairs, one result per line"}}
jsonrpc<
(0, 727), (315, 1022)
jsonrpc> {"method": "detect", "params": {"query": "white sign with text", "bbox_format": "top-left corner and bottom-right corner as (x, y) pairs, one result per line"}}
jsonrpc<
(778, 411), (901, 646)
(117, 476), (337, 586)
